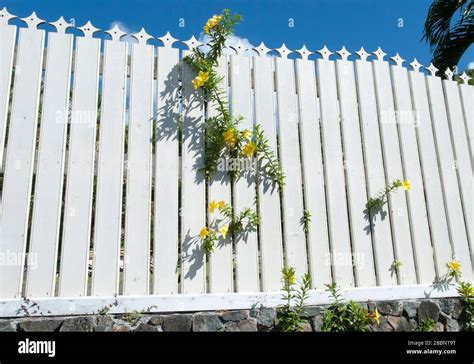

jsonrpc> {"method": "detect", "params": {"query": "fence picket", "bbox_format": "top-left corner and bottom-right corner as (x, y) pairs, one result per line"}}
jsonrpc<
(459, 80), (473, 162)
(275, 53), (308, 280)
(181, 48), (206, 294)
(372, 52), (416, 285)
(390, 61), (435, 284)
(26, 25), (73, 297)
(91, 35), (128, 296)
(154, 43), (180, 294)
(295, 56), (331, 288)
(335, 55), (376, 287)
(59, 27), (101, 297)
(354, 54), (397, 286)
(316, 53), (353, 287)
(230, 52), (260, 292)
(443, 79), (473, 254)
(123, 32), (154, 295)
(208, 56), (234, 293)
(0, 19), (16, 174)
(426, 73), (473, 280)
(0, 19), (44, 298)
(253, 49), (284, 292)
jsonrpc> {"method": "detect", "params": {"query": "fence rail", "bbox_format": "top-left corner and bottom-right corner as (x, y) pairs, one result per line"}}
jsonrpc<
(0, 10), (472, 316)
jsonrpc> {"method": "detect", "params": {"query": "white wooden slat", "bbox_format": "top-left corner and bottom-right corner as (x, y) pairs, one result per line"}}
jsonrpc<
(0, 22), (16, 173)
(354, 59), (396, 286)
(208, 56), (233, 294)
(0, 26), (44, 298)
(59, 35), (101, 297)
(426, 75), (473, 280)
(123, 40), (154, 295)
(372, 58), (417, 285)
(91, 39), (128, 296)
(316, 58), (353, 287)
(335, 58), (376, 287)
(390, 64), (435, 284)
(443, 79), (473, 254)
(254, 55), (284, 292)
(154, 46), (180, 294)
(25, 30), (73, 297)
(230, 54), (260, 292)
(295, 59), (331, 288)
(408, 70), (452, 277)
(181, 50), (206, 294)
(459, 82), (473, 162)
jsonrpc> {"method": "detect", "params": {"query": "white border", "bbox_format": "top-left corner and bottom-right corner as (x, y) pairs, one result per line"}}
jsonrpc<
(0, 283), (461, 318)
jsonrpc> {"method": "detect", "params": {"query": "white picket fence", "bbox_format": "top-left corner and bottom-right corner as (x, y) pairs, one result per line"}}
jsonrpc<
(0, 10), (472, 317)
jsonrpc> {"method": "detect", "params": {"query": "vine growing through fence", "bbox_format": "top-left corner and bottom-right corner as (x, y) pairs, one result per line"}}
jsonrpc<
(184, 10), (285, 254)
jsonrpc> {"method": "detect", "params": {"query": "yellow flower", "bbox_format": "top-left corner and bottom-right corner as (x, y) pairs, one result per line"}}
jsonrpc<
(447, 260), (461, 274)
(204, 15), (222, 34)
(203, 24), (210, 34)
(220, 225), (229, 238)
(370, 308), (380, 325)
(209, 200), (219, 213)
(192, 71), (209, 90)
(241, 129), (252, 140)
(217, 200), (226, 210)
(402, 179), (410, 191)
(223, 129), (237, 147)
(199, 227), (209, 240)
(242, 142), (257, 157)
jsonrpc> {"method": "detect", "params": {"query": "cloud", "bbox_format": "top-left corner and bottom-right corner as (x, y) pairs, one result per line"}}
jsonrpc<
(197, 33), (257, 56)
(468, 62), (474, 70)
(109, 20), (136, 43)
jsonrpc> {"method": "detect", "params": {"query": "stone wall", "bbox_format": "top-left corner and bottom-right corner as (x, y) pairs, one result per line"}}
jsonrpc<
(0, 298), (467, 332)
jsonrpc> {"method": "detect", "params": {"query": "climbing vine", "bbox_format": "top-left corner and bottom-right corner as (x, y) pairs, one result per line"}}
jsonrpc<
(183, 9), (284, 187)
(367, 179), (410, 213)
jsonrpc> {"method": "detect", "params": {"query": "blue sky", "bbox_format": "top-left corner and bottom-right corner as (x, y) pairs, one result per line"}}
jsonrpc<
(2, 0), (473, 71)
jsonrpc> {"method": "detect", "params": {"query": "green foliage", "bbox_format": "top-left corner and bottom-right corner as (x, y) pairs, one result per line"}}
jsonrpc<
(414, 319), (436, 332)
(183, 9), (284, 188)
(367, 179), (409, 213)
(301, 209), (312, 233)
(277, 267), (311, 332)
(423, 0), (473, 73)
(202, 201), (260, 254)
(321, 283), (372, 332)
(457, 281), (474, 331)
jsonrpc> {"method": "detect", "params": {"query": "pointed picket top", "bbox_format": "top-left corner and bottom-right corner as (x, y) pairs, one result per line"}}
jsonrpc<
(409, 58), (422, 72)
(356, 47), (369, 61)
(0, 7), (16, 25)
(295, 45), (312, 60)
(230, 39), (247, 55)
(336, 46), (351, 61)
(106, 24), (126, 41)
(132, 28), (153, 45)
(21, 12), (45, 29)
(459, 72), (470, 84)
(183, 35), (202, 50)
(444, 67), (454, 81)
(390, 52), (405, 67)
(276, 43), (291, 59)
(158, 31), (177, 48)
(317, 45), (333, 60)
(253, 42), (270, 57)
(50, 16), (72, 34)
(79, 21), (100, 38)
(373, 47), (386, 61)
(426, 63), (438, 76)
